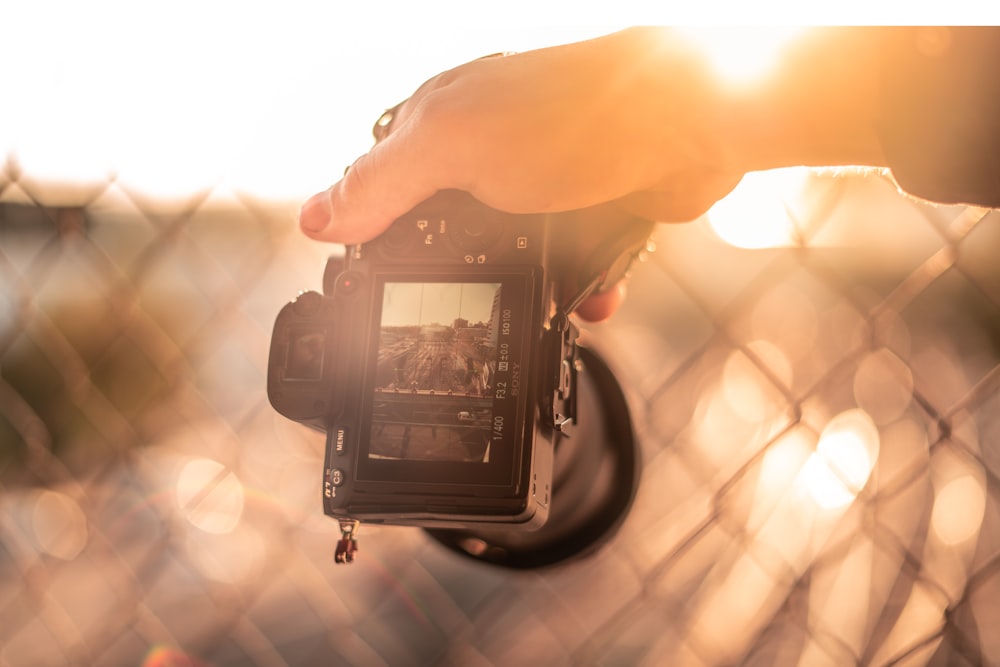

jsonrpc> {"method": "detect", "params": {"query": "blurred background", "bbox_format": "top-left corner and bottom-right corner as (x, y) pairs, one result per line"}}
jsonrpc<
(3, 6), (1000, 667)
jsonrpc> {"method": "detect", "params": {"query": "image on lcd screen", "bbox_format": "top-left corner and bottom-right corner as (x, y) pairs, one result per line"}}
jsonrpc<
(368, 282), (502, 463)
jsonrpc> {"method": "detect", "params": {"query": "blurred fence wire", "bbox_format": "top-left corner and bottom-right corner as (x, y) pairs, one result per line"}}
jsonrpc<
(2, 156), (1000, 666)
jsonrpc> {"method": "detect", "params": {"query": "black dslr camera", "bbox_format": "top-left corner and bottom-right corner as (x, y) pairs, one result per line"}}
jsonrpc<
(268, 190), (652, 561)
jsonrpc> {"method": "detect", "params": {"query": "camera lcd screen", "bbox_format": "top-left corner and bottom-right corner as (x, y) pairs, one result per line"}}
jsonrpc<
(357, 274), (531, 485)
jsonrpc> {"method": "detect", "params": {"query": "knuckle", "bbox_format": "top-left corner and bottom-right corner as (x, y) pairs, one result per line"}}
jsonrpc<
(342, 154), (378, 198)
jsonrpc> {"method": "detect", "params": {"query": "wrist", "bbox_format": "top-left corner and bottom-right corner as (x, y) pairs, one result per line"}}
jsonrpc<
(721, 27), (890, 175)
(876, 27), (1000, 207)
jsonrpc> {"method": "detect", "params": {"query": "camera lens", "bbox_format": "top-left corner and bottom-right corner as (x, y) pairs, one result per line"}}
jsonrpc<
(425, 347), (639, 569)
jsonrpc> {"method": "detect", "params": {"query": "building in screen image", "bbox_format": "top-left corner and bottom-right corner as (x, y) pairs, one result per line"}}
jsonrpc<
(369, 282), (502, 462)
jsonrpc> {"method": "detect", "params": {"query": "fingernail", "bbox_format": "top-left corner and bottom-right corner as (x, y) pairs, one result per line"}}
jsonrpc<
(300, 191), (331, 232)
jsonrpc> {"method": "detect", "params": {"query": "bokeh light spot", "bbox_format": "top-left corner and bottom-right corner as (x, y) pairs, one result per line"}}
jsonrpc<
(176, 458), (245, 535)
(853, 349), (914, 425)
(751, 282), (819, 364)
(722, 343), (789, 423)
(31, 490), (88, 560)
(707, 169), (809, 249)
(932, 474), (986, 546)
(801, 410), (879, 510)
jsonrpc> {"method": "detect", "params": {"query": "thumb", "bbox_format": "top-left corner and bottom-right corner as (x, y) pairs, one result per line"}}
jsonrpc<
(299, 130), (443, 245)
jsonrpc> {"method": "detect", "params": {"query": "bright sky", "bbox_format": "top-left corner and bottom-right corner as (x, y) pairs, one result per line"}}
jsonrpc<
(3, 2), (992, 202)
(381, 282), (500, 328)
(0, 3), (615, 201)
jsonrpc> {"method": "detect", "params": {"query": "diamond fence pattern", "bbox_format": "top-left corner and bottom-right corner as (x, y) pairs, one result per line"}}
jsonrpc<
(2, 157), (999, 666)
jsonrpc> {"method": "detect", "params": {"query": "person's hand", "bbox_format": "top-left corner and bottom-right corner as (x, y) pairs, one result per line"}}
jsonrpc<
(299, 27), (889, 319)
(301, 28), (745, 242)
(299, 28), (748, 320)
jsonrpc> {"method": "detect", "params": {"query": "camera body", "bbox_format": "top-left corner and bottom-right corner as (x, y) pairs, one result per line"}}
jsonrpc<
(267, 190), (652, 531)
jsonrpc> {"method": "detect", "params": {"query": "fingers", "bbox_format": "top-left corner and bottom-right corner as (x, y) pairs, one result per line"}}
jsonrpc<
(299, 123), (446, 245)
(299, 62), (478, 245)
(573, 280), (628, 322)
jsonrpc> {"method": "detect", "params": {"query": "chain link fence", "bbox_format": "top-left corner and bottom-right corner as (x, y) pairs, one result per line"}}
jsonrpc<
(2, 154), (999, 666)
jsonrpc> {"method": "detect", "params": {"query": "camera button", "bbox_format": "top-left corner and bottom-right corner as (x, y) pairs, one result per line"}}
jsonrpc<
(452, 214), (504, 252)
(292, 290), (322, 315)
(333, 427), (347, 455)
(382, 220), (415, 251)
(336, 272), (363, 294)
(329, 468), (345, 486)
